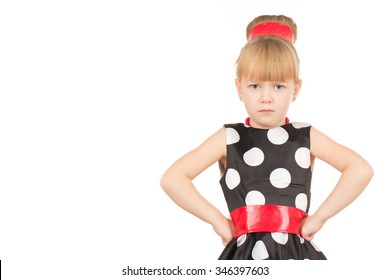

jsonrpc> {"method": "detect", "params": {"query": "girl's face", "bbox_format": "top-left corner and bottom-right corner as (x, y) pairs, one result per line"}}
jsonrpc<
(236, 78), (300, 129)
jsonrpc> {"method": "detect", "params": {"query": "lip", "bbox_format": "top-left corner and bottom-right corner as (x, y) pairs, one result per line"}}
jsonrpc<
(259, 109), (274, 112)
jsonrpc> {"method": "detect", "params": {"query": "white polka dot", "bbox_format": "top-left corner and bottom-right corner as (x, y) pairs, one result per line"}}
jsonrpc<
(245, 191), (266, 205)
(225, 168), (240, 190)
(299, 236), (305, 244)
(252, 241), (269, 260)
(270, 168), (291, 188)
(271, 232), (289, 245)
(295, 147), (311, 169)
(243, 147), (264, 166)
(292, 122), (310, 129)
(267, 127), (288, 145)
(310, 241), (322, 252)
(225, 128), (240, 145)
(295, 193), (308, 212)
(237, 234), (247, 247)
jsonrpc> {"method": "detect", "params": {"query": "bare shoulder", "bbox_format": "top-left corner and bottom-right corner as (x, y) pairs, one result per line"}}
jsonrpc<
(193, 126), (227, 161)
(168, 126), (227, 180)
(201, 126), (227, 151)
(310, 126), (368, 172)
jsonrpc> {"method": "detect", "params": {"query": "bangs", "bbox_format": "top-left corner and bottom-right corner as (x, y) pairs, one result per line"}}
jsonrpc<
(236, 36), (299, 82)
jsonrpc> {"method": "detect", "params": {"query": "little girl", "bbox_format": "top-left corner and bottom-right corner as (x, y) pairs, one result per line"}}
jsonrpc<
(160, 15), (373, 260)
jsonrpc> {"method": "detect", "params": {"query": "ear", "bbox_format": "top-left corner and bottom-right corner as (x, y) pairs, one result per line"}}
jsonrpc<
(235, 78), (244, 101)
(292, 80), (302, 102)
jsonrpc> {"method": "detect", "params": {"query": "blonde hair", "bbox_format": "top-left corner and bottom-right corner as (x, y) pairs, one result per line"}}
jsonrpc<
(236, 15), (300, 83)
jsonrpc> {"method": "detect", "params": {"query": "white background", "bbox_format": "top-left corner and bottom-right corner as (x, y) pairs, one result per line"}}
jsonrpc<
(1, 0), (388, 279)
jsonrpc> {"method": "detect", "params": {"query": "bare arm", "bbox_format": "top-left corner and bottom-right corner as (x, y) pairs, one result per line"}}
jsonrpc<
(160, 127), (235, 245)
(301, 127), (374, 240)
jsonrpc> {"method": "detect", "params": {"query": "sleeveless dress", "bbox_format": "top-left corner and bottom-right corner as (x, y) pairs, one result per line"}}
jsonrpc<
(218, 120), (327, 260)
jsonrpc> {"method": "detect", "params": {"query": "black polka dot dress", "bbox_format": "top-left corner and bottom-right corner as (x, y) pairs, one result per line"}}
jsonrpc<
(218, 120), (327, 260)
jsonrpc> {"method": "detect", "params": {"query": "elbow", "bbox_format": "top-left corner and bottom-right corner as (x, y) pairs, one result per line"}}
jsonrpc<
(160, 171), (171, 193)
(358, 160), (374, 185)
(366, 162), (374, 182)
(160, 168), (193, 195)
(160, 169), (178, 193)
(343, 158), (374, 187)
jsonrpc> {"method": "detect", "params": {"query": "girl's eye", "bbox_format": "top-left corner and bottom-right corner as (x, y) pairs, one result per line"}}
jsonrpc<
(275, 84), (285, 90)
(250, 84), (260, 89)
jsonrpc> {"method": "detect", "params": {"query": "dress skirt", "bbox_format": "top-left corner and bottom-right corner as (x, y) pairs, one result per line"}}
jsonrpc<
(218, 232), (327, 260)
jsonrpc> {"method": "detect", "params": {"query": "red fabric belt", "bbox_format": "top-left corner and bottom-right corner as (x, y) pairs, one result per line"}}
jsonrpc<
(230, 205), (307, 238)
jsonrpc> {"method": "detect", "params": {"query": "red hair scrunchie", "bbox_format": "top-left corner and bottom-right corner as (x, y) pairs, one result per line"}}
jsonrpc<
(249, 22), (294, 43)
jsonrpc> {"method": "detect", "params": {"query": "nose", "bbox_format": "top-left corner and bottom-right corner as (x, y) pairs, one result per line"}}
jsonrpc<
(259, 87), (272, 103)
